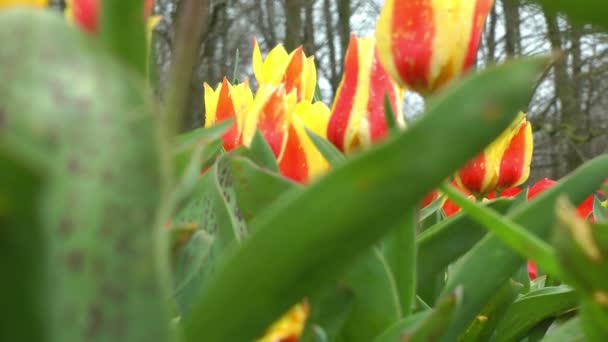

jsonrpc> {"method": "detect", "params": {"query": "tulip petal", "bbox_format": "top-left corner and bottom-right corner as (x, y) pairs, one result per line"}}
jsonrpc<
(497, 118), (533, 189)
(245, 85), (291, 158)
(252, 38), (265, 85)
(455, 152), (499, 196)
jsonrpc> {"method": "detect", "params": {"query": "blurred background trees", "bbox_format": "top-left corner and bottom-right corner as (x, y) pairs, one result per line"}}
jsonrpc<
(51, 0), (608, 182)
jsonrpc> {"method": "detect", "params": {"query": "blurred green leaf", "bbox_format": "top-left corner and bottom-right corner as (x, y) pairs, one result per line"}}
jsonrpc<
(183, 57), (548, 341)
(420, 195), (446, 222)
(533, 0), (608, 29)
(554, 199), (608, 340)
(339, 249), (402, 342)
(306, 127), (345, 167)
(459, 280), (522, 342)
(0, 10), (171, 341)
(0, 149), (45, 342)
(383, 208), (417, 316)
(175, 120), (233, 147)
(494, 286), (579, 341)
(302, 285), (353, 342)
(372, 311), (430, 342)
(593, 196), (608, 223)
(542, 317), (585, 342)
(375, 288), (461, 342)
(417, 199), (513, 287)
(101, 0), (147, 75)
(439, 156), (608, 341)
(228, 155), (300, 225)
(245, 130), (279, 172)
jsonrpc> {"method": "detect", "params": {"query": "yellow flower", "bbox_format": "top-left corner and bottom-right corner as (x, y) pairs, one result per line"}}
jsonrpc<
(253, 38), (317, 103)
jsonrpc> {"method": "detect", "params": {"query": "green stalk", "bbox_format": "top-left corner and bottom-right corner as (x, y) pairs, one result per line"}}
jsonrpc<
(438, 182), (561, 277)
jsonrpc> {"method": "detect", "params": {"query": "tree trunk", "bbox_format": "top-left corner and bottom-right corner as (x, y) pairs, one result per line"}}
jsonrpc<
(284, 0), (303, 51)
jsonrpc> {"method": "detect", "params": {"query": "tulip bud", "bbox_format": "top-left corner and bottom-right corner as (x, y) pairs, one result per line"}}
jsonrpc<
(65, 0), (155, 33)
(455, 113), (533, 196)
(375, 0), (494, 95)
(252, 39), (317, 103)
(327, 35), (405, 154)
(0, 0), (47, 8)
(203, 78), (254, 151)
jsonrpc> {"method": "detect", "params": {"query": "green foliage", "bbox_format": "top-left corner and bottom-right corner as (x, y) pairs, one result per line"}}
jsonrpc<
(4, 2), (608, 342)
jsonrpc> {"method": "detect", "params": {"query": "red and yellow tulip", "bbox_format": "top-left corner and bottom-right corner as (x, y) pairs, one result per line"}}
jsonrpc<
(203, 77), (254, 151)
(0, 0), (47, 8)
(455, 112), (533, 196)
(253, 39), (317, 103)
(65, 0), (156, 34)
(375, 0), (494, 95)
(327, 35), (405, 154)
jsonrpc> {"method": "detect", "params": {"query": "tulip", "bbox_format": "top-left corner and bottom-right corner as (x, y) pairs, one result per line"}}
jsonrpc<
(257, 302), (309, 342)
(455, 113), (533, 196)
(278, 101), (330, 183)
(0, 0), (46, 8)
(203, 78), (254, 151)
(375, 0), (494, 95)
(253, 39), (317, 103)
(327, 35), (405, 154)
(65, 0), (155, 33)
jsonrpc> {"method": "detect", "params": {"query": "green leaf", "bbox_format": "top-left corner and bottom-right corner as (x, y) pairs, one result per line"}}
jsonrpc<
(232, 48), (240, 84)
(101, 0), (147, 76)
(372, 311), (430, 342)
(553, 199), (608, 340)
(376, 288), (462, 342)
(175, 120), (233, 147)
(533, 0), (608, 29)
(182, 57), (548, 341)
(494, 286), (579, 341)
(417, 199), (513, 287)
(593, 196), (608, 223)
(228, 155), (299, 225)
(338, 248), (402, 342)
(420, 195), (446, 222)
(305, 127), (345, 167)
(0, 10), (171, 342)
(438, 156), (608, 341)
(173, 230), (216, 313)
(439, 182), (561, 276)
(302, 285), (353, 342)
(246, 130), (279, 172)
(459, 280), (523, 342)
(383, 94), (398, 133)
(383, 208), (417, 316)
(0, 149), (45, 342)
(542, 317), (585, 342)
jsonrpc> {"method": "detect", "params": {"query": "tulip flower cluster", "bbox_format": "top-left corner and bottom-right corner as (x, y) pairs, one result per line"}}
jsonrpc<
(204, 41), (330, 184)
